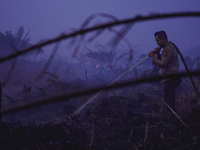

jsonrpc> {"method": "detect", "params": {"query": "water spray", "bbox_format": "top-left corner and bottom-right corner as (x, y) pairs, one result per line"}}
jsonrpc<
(71, 53), (152, 118)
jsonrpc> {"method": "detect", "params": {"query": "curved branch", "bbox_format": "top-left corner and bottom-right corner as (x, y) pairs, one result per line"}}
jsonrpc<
(0, 71), (200, 116)
(0, 11), (200, 63)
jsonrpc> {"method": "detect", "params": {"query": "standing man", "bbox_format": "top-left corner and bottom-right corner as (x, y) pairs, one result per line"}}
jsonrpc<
(148, 30), (180, 124)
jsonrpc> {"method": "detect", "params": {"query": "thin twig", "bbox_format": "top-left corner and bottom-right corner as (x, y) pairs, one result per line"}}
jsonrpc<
(162, 99), (189, 128)
(35, 42), (60, 81)
(143, 120), (149, 144)
(128, 128), (133, 143)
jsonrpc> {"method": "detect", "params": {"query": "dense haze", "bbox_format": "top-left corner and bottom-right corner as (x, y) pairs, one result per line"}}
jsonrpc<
(1, 2), (200, 149)
(1, 1), (200, 53)
(0, 1), (200, 90)
(0, 1), (200, 122)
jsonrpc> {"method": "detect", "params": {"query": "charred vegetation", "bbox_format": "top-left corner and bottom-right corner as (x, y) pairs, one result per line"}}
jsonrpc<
(0, 12), (200, 149)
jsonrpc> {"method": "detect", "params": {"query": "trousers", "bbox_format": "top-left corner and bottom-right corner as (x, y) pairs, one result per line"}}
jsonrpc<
(164, 80), (178, 125)
(164, 79), (176, 111)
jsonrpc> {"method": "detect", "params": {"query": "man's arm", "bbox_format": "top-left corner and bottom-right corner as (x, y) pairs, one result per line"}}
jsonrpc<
(152, 48), (173, 68)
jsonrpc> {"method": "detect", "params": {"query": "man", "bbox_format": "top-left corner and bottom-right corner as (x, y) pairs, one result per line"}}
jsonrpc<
(148, 30), (180, 124)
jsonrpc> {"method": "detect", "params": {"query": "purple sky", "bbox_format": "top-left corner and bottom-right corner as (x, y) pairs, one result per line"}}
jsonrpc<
(0, 1), (200, 59)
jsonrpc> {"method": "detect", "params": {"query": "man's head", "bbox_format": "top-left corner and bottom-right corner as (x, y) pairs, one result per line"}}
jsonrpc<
(154, 30), (168, 48)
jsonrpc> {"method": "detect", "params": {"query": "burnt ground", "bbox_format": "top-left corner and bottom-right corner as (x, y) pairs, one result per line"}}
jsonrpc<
(0, 79), (200, 150)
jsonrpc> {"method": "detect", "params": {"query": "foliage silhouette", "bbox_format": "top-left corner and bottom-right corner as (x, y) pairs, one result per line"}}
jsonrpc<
(1, 12), (200, 150)
(0, 11), (200, 116)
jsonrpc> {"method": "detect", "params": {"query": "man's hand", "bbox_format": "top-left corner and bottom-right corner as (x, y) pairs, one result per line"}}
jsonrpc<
(148, 51), (155, 58)
(154, 47), (161, 54)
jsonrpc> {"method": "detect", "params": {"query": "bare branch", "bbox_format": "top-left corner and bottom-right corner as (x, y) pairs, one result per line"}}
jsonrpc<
(0, 71), (199, 116)
(0, 11), (199, 63)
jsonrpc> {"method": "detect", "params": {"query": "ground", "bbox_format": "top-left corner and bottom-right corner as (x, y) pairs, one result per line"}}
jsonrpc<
(0, 78), (200, 150)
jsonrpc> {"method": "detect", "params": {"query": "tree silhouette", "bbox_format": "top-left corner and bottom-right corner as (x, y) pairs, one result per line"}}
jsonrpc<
(0, 26), (43, 58)
(0, 11), (200, 115)
(0, 26), (44, 87)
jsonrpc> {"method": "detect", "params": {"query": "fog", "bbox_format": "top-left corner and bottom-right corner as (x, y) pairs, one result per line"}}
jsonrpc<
(0, 1), (200, 125)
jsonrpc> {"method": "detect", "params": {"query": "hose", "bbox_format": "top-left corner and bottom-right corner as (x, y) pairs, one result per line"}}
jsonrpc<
(171, 42), (200, 98)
